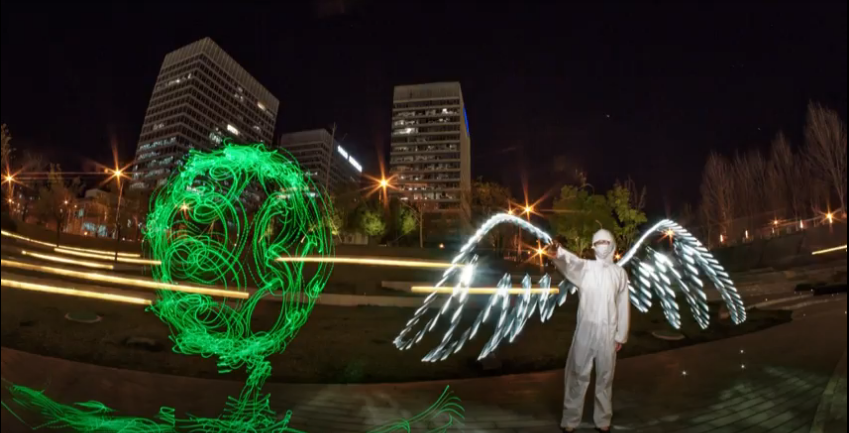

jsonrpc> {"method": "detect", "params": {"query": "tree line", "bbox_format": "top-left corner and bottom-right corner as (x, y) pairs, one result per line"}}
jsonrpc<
(699, 102), (847, 243)
(1, 125), (148, 242)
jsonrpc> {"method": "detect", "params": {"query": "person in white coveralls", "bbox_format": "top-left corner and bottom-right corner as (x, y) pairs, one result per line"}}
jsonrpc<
(551, 229), (630, 433)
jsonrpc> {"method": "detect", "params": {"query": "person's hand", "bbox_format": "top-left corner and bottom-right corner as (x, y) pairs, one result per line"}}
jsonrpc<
(615, 343), (623, 352)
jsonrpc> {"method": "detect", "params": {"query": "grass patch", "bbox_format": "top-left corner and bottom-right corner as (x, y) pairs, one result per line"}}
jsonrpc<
(1, 288), (790, 384)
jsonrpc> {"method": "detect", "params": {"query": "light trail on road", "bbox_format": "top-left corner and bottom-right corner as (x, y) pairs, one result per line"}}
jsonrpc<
(1, 279), (152, 306)
(277, 256), (463, 269)
(1, 230), (56, 248)
(1, 230), (145, 259)
(812, 245), (848, 256)
(412, 286), (560, 295)
(21, 250), (115, 270)
(55, 245), (141, 258)
(54, 248), (160, 265)
(0, 259), (248, 299)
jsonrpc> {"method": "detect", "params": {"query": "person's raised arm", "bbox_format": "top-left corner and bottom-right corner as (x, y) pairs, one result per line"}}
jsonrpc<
(551, 241), (587, 286)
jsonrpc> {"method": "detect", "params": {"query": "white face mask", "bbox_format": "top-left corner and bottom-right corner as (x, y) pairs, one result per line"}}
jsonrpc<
(594, 243), (614, 261)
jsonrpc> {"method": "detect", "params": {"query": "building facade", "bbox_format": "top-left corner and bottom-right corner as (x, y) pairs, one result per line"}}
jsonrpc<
(277, 129), (363, 194)
(130, 38), (279, 191)
(389, 82), (472, 242)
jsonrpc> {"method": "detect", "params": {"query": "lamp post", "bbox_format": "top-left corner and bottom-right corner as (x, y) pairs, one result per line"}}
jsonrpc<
(111, 169), (125, 262)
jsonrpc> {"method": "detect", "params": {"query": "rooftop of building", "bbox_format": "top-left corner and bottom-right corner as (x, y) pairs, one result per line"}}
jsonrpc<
(162, 37), (279, 113)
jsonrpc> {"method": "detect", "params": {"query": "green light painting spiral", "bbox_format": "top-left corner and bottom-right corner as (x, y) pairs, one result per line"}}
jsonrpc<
(3, 142), (464, 432)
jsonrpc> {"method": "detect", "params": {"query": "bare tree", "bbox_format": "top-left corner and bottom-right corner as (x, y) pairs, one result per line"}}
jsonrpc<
(732, 150), (768, 224)
(0, 124), (11, 171)
(700, 152), (735, 239)
(767, 132), (808, 218)
(805, 102), (847, 212)
(402, 200), (427, 248)
(679, 203), (696, 228)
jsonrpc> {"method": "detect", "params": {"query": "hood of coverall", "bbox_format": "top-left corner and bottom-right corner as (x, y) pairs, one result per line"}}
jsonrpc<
(592, 229), (617, 263)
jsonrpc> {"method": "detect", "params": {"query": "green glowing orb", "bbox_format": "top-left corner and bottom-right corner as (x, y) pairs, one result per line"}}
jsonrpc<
(145, 142), (333, 372)
(3, 142), (464, 432)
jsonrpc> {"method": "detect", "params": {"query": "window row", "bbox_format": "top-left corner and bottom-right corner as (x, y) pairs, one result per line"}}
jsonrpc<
(137, 137), (177, 153)
(400, 183), (461, 191)
(391, 144), (459, 154)
(392, 124), (461, 135)
(392, 116), (459, 127)
(397, 173), (461, 182)
(393, 99), (460, 110)
(391, 134), (461, 144)
(409, 192), (460, 201)
(393, 163), (461, 172)
(391, 154), (461, 164)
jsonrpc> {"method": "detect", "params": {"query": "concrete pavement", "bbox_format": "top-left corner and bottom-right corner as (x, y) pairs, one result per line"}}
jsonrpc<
(1, 295), (845, 432)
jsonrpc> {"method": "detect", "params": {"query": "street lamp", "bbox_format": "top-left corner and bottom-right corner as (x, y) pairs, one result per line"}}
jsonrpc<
(110, 168), (126, 261)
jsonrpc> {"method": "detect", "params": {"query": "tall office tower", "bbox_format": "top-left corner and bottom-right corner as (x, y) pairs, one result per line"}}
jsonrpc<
(129, 38), (279, 191)
(389, 82), (471, 243)
(277, 128), (363, 194)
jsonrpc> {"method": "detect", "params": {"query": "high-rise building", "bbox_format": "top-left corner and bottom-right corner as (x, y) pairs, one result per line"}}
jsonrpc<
(277, 128), (363, 194)
(389, 82), (471, 242)
(129, 38), (279, 191)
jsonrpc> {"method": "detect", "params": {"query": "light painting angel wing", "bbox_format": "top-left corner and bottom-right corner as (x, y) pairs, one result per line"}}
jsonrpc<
(617, 219), (747, 329)
(393, 214), (573, 362)
(394, 215), (746, 362)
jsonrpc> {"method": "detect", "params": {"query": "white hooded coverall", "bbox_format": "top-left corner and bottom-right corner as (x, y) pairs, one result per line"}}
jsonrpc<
(554, 229), (631, 430)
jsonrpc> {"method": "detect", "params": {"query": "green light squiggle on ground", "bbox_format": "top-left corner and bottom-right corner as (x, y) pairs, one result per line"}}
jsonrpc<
(3, 142), (464, 432)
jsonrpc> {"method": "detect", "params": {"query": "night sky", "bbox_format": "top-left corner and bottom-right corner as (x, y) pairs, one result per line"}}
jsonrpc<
(2, 0), (846, 216)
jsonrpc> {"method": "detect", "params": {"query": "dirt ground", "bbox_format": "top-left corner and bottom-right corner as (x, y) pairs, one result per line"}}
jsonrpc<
(0, 287), (791, 385)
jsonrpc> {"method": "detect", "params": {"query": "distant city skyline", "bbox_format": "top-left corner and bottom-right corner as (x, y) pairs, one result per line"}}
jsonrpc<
(2, 1), (846, 215)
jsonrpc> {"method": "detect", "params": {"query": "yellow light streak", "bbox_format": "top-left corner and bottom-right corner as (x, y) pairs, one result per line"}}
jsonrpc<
(22, 250), (115, 270)
(55, 246), (141, 258)
(412, 286), (560, 295)
(812, 245), (848, 256)
(276, 256), (463, 269)
(54, 248), (160, 265)
(1, 279), (152, 306)
(0, 259), (248, 299)
(0, 230), (142, 258)
(1, 230), (56, 248)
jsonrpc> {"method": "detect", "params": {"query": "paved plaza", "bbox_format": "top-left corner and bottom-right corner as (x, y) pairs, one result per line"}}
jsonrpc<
(2, 294), (845, 432)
